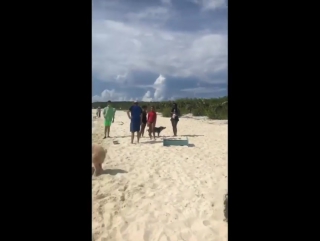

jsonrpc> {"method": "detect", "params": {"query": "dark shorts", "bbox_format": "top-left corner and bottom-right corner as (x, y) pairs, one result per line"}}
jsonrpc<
(171, 118), (179, 125)
(130, 118), (141, 132)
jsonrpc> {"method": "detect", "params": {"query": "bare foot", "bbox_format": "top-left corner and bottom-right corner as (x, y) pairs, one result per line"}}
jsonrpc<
(94, 168), (102, 176)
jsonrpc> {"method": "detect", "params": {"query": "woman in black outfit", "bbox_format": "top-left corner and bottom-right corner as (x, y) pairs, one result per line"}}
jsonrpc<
(171, 103), (180, 136)
(140, 105), (148, 137)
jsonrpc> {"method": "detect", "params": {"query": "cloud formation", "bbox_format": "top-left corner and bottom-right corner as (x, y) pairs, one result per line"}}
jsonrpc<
(92, 0), (228, 101)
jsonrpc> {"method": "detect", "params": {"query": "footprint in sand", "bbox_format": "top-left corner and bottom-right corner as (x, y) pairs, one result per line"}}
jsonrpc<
(203, 220), (211, 226)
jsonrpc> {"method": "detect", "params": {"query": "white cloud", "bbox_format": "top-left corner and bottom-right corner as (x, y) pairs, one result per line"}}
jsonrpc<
(141, 74), (167, 101)
(153, 74), (166, 100)
(192, 0), (227, 10)
(92, 14), (227, 84)
(142, 90), (152, 102)
(92, 89), (128, 102)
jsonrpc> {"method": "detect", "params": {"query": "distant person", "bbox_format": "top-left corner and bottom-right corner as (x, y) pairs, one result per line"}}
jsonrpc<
(103, 101), (115, 139)
(127, 101), (142, 144)
(97, 106), (101, 118)
(147, 106), (157, 140)
(140, 105), (148, 137)
(171, 103), (180, 136)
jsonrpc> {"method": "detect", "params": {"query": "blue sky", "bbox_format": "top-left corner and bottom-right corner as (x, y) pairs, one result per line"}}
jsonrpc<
(92, 0), (228, 102)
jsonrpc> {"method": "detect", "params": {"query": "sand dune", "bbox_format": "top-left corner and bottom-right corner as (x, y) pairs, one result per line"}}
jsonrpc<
(92, 110), (228, 241)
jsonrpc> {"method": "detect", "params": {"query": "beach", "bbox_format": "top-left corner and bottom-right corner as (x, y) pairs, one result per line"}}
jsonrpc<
(92, 110), (228, 241)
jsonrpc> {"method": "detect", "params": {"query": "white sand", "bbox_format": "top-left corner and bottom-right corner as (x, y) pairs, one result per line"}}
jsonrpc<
(92, 110), (228, 241)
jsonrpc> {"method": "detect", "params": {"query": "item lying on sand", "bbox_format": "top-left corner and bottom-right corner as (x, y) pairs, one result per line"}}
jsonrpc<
(163, 137), (188, 146)
(92, 144), (107, 176)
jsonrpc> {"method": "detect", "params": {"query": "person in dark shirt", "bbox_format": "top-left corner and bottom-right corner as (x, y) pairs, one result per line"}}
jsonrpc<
(140, 105), (148, 137)
(127, 101), (142, 144)
(171, 103), (180, 136)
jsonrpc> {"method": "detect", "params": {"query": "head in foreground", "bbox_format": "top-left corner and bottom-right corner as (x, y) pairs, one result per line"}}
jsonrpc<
(92, 144), (107, 176)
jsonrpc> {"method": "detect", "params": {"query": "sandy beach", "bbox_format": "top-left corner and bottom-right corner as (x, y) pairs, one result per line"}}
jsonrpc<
(92, 110), (228, 241)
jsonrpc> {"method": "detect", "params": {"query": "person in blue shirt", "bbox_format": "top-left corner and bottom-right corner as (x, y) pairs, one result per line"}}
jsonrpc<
(127, 101), (142, 144)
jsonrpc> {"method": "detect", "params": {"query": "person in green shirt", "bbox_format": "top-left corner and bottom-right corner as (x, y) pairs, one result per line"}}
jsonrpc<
(103, 100), (116, 138)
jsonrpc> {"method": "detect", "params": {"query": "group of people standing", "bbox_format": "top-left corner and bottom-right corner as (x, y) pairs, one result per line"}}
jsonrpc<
(127, 101), (180, 144)
(97, 100), (180, 144)
(126, 101), (157, 144)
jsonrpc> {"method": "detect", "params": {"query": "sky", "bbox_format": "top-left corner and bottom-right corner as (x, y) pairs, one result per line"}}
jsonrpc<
(92, 0), (228, 102)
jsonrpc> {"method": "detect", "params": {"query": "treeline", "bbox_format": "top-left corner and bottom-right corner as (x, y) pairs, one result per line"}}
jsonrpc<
(92, 96), (228, 120)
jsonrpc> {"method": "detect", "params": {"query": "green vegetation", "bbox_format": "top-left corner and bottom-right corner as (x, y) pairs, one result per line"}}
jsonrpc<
(92, 96), (228, 120)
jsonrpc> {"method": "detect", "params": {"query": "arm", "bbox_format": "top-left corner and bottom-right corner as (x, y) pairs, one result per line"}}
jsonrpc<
(127, 106), (132, 119)
(140, 107), (142, 123)
(113, 109), (116, 122)
(155, 113), (157, 126)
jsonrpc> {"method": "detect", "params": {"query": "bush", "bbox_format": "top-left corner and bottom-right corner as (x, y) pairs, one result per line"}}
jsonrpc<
(206, 104), (228, 120)
(161, 108), (172, 117)
(92, 97), (228, 120)
(192, 108), (206, 116)
(179, 108), (189, 115)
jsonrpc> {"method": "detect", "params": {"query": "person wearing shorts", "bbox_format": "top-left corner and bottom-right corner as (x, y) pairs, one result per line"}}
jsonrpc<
(147, 106), (157, 140)
(103, 100), (116, 139)
(127, 101), (142, 144)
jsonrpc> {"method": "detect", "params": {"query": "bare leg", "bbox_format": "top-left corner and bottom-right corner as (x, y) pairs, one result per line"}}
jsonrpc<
(94, 163), (102, 176)
(171, 120), (175, 136)
(152, 123), (156, 139)
(174, 121), (178, 136)
(140, 123), (146, 137)
(131, 132), (134, 144)
(148, 124), (152, 139)
(137, 131), (140, 143)
(103, 126), (107, 138)
(107, 126), (110, 137)
(171, 120), (178, 136)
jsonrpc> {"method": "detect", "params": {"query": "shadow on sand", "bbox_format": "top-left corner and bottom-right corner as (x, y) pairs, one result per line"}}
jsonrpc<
(140, 140), (163, 144)
(116, 135), (131, 138)
(163, 143), (195, 147)
(181, 135), (204, 137)
(102, 169), (128, 175)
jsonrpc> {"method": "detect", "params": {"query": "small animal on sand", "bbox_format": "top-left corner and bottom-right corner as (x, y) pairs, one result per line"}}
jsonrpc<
(148, 126), (166, 137)
(92, 144), (107, 176)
